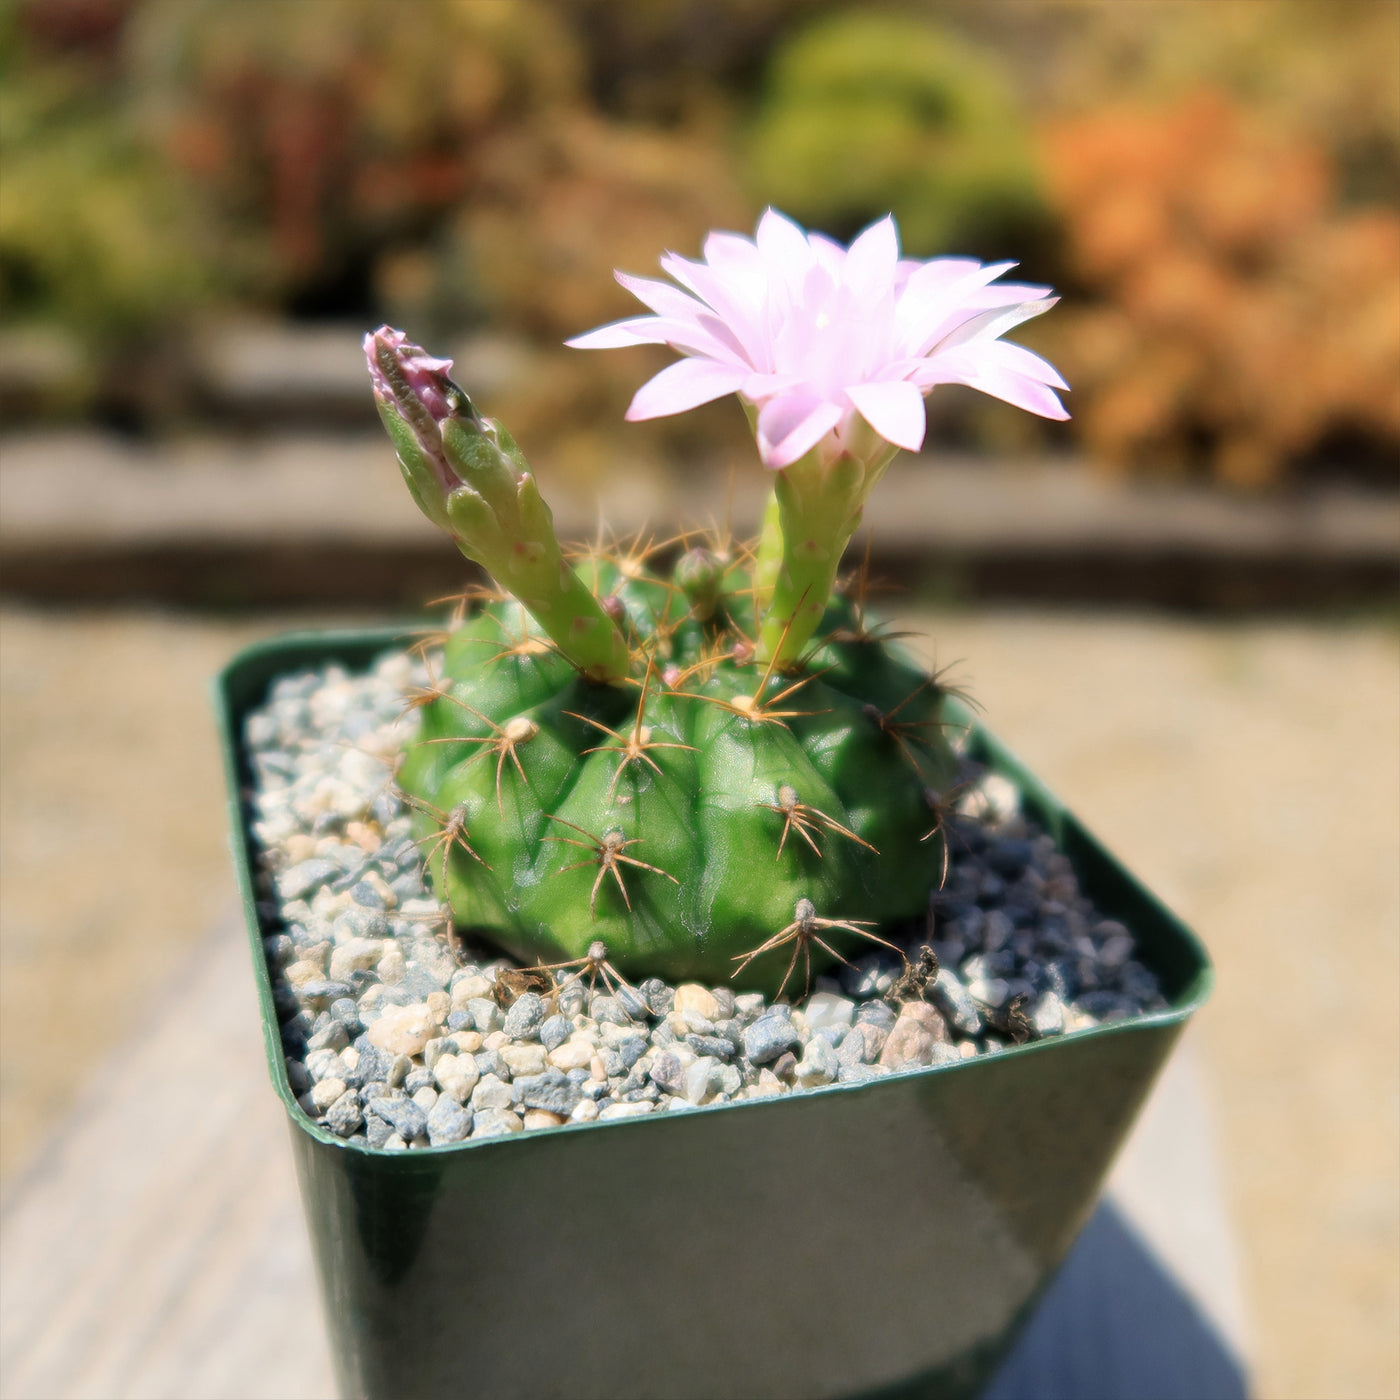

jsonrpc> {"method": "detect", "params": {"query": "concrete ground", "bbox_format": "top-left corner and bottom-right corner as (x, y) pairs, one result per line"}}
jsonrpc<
(1, 603), (1396, 1400)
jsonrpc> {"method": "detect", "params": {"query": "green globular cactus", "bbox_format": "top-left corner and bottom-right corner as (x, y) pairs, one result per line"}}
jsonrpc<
(366, 328), (962, 994)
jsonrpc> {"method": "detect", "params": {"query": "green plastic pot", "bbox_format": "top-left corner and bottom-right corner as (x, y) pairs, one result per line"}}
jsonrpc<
(216, 627), (1212, 1400)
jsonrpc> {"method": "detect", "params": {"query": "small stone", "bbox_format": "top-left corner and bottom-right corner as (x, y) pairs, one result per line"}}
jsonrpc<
(309, 1077), (347, 1112)
(598, 1101), (654, 1120)
(367, 1003), (436, 1057)
(305, 1048), (349, 1082)
(682, 1057), (716, 1105)
(475, 1048), (510, 1081)
(590, 995), (630, 1026)
(284, 959), (326, 988)
(470, 1073), (513, 1111)
(803, 992), (855, 1033)
(466, 997), (502, 1034)
(710, 987), (736, 1019)
(278, 859), (339, 901)
(350, 878), (387, 909)
(367, 1094), (427, 1141)
(482, 1030), (509, 1052)
(733, 992), (766, 1023)
(503, 992), (548, 1041)
(450, 1030), (484, 1054)
(968, 977), (1010, 1009)
(838, 1022), (887, 1067)
(743, 1012), (801, 1065)
(879, 1002), (949, 1069)
(365, 1112), (396, 1148)
(672, 983), (719, 1022)
(449, 972), (494, 1009)
(324, 1090), (364, 1138)
(412, 1085), (438, 1112)
(523, 1108), (567, 1131)
(306, 1020), (350, 1053)
(855, 1000), (896, 1031)
(501, 1044), (548, 1077)
(376, 946), (406, 985)
(640, 979), (674, 1017)
(649, 1051), (686, 1096)
(426, 1095), (471, 1144)
(837, 1062), (890, 1084)
(472, 1108), (523, 1137)
(386, 1053), (412, 1088)
(931, 969), (983, 1036)
(770, 1051), (798, 1081)
(328, 938), (385, 983)
(514, 1070), (582, 1116)
(404, 1067), (434, 1095)
(796, 1035), (839, 1087)
(432, 1053), (480, 1104)
(547, 1040), (596, 1072)
(540, 1015), (573, 1052)
(426, 990), (450, 1024)
(570, 1099), (600, 1123)
(685, 1033), (734, 1061)
(1032, 991), (1066, 1036)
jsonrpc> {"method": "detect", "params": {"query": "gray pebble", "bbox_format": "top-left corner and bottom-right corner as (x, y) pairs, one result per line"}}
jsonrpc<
(855, 1000), (896, 1031)
(514, 1069), (582, 1116)
(640, 979), (673, 1017)
(324, 1091), (364, 1138)
(649, 1052), (685, 1095)
(351, 879), (387, 909)
(503, 992), (548, 1041)
(931, 969), (984, 1036)
(743, 1012), (801, 1065)
(838, 1022), (887, 1067)
(591, 995), (630, 1026)
(837, 1062), (891, 1084)
(686, 1033), (735, 1061)
(307, 1021), (350, 1053)
(540, 1015), (573, 1052)
(367, 1094), (427, 1142)
(426, 1095), (471, 1145)
(365, 1113), (396, 1148)
(277, 859), (339, 901)
(466, 998), (501, 1034)
(472, 1108), (522, 1137)
(297, 979), (353, 1005)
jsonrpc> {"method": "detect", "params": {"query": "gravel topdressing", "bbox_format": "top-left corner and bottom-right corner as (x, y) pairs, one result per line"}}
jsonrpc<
(243, 648), (1169, 1149)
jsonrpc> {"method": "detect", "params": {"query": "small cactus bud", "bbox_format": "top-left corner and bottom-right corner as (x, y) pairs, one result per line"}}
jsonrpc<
(367, 325), (629, 684)
(674, 546), (723, 620)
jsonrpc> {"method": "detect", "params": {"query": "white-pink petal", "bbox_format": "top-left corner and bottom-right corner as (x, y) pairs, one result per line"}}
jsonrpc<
(979, 338), (1071, 391)
(624, 358), (748, 421)
(756, 396), (845, 468)
(932, 297), (1059, 354)
(843, 215), (900, 304)
(845, 380), (927, 452)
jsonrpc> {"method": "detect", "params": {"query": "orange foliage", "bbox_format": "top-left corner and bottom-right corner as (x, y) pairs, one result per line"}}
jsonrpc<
(1041, 92), (1400, 486)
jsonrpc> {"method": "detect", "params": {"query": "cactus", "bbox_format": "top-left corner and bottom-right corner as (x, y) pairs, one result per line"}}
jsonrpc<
(366, 211), (1066, 994)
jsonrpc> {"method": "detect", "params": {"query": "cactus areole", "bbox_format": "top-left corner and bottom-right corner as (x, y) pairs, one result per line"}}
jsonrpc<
(366, 211), (1067, 993)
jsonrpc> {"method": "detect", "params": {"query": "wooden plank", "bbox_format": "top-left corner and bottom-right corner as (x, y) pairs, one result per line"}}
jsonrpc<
(0, 914), (1249, 1400)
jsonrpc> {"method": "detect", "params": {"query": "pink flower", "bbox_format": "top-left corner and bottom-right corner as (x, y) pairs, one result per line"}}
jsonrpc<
(566, 209), (1069, 469)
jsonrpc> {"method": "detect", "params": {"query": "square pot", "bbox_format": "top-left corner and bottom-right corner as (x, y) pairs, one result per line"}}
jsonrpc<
(217, 626), (1212, 1400)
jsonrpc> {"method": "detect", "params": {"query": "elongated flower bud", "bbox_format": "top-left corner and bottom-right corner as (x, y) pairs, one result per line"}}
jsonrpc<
(365, 326), (629, 684)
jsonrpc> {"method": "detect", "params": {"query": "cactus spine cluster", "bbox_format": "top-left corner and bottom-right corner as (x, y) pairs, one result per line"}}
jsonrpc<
(368, 328), (961, 993)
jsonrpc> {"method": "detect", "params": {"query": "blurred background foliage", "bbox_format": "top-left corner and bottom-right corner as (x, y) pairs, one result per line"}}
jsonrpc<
(0, 0), (1396, 488)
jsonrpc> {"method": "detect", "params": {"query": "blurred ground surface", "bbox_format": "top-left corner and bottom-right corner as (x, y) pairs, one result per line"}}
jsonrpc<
(1, 603), (1396, 1399)
(3, 432), (1397, 610)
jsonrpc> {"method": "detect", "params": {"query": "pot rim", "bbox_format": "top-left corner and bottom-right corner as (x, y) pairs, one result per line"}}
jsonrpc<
(216, 624), (1214, 1160)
